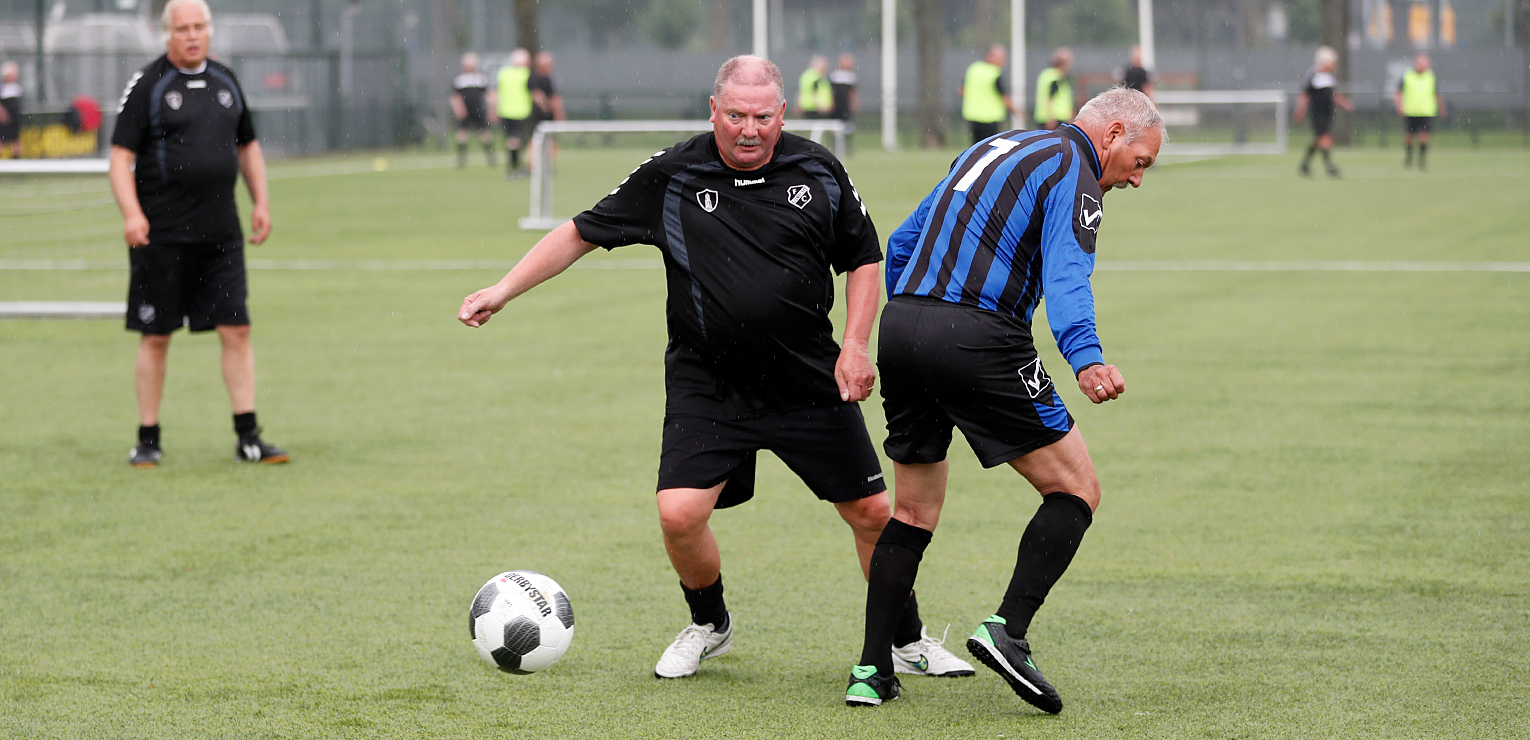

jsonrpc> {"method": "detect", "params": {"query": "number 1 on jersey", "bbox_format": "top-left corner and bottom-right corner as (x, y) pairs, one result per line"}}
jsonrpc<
(953, 139), (1020, 193)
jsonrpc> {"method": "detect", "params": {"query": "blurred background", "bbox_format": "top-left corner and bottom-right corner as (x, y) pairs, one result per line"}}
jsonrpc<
(0, 0), (1526, 156)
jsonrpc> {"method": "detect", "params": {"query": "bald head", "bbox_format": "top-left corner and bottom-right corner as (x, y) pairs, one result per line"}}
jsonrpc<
(713, 55), (785, 103)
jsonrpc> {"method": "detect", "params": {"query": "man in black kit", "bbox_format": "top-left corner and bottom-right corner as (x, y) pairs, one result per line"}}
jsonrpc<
(450, 52), (495, 168)
(528, 51), (564, 142)
(108, 0), (287, 467)
(1121, 45), (1153, 99)
(1293, 46), (1353, 179)
(459, 55), (972, 682)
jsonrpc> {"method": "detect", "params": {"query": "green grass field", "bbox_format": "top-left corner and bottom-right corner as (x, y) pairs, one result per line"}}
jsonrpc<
(3, 141), (1528, 739)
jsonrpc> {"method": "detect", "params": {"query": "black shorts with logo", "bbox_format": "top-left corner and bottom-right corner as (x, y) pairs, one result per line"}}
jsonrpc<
(879, 296), (1073, 468)
(126, 240), (249, 334)
(1405, 116), (1433, 134)
(658, 405), (886, 510)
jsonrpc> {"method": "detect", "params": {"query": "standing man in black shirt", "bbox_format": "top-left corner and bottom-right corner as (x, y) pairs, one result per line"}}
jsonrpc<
(528, 51), (564, 142)
(458, 55), (972, 682)
(828, 53), (858, 151)
(108, 0), (287, 467)
(450, 52), (495, 168)
(1293, 46), (1353, 179)
(1121, 45), (1153, 99)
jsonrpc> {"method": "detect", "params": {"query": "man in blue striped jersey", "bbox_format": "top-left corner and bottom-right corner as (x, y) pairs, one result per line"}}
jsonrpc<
(844, 87), (1165, 711)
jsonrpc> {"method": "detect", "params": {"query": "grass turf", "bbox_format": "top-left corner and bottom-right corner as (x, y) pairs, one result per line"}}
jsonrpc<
(2, 142), (1528, 739)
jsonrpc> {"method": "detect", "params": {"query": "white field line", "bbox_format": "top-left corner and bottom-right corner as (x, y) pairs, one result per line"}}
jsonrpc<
(1, 259), (1527, 273)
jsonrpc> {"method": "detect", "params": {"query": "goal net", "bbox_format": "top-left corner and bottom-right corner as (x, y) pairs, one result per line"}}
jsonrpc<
(518, 119), (849, 230)
(1153, 90), (1289, 157)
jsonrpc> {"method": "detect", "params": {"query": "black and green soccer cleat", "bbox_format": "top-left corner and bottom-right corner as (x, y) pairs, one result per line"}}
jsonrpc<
(844, 664), (901, 707)
(965, 615), (1063, 714)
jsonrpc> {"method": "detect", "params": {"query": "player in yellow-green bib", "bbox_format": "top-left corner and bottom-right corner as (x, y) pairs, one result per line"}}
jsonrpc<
(797, 56), (832, 119)
(1033, 48), (1075, 131)
(494, 48), (533, 179)
(1394, 54), (1444, 171)
(961, 45), (1017, 144)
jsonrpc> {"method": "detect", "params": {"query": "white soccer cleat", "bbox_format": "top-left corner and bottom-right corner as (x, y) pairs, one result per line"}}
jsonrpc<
(653, 618), (733, 678)
(892, 626), (976, 677)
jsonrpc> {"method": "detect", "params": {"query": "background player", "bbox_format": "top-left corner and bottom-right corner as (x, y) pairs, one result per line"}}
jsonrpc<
(1034, 48), (1076, 131)
(108, 0), (286, 467)
(0, 60), (21, 157)
(1121, 45), (1153, 99)
(844, 87), (1165, 710)
(459, 54), (971, 683)
(1293, 46), (1352, 179)
(493, 48), (532, 179)
(1395, 54), (1444, 171)
(449, 53), (495, 168)
(828, 53), (858, 150)
(961, 45), (1017, 144)
(796, 55), (831, 119)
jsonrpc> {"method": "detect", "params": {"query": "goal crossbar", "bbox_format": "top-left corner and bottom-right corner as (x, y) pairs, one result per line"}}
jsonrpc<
(519, 119), (849, 231)
(1154, 90), (1289, 157)
(0, 159), (110, 175)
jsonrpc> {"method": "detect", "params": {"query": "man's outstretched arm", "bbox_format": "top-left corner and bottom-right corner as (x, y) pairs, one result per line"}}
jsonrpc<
(458, 221), (599, 327)
(835, 262), (880, 402)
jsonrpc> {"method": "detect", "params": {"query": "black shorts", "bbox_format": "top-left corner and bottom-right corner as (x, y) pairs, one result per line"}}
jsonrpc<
(500, 117), (527, 141)
(1309, 111), (1334, 137)
(126, 240), (249, 334)
(970, 120), (1002, 144)
(0, 122), (18, 143)
(458, 110), (489, 130)
(658, 405), (886, 510)
(879, 297), (1072, 468)
(1405, 116), (1433, 134)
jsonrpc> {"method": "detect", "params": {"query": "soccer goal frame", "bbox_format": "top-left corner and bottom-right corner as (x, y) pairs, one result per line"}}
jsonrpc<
(518, 119), (850, 231)
(0, 159), (109, 174)
(1154, 90), (1289, 157)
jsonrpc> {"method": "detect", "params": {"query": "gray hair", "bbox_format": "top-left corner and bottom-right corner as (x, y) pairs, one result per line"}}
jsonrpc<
(713, 55), (785, 102)
(1315, 46), (1338, 67)
(1075, 86), (1169, 144)
(161, 0), (213, 40)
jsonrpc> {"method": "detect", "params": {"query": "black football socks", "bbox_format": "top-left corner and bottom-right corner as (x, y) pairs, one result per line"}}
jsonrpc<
(893, 589), (925, 649)
(682, 575), (727, 629)
(138, 424), (160, 447)
(859, 518), (933, 676)
(233, 412), (258, 439)
(1418, 142), (1427, 169)
(996, 492), (1094, 640)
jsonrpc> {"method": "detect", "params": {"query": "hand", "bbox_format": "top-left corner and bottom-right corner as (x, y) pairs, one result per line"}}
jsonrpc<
(834, 341), (876, 402)
(1077, 364), (1125, 404)
(249, 203), (272, 245)
(124, 213), (150, 247)
(459, 284), (510, 328)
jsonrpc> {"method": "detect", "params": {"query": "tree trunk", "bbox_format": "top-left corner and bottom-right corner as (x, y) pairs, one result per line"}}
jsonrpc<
(913, 0), (945, 147)
(1517, 0), (1530, 46)
(513, 0), (541, 53)
(1321, 0), (1350, 143)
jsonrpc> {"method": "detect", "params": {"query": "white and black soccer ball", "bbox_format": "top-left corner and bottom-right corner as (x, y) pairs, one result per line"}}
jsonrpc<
(469, 570), (575, 674)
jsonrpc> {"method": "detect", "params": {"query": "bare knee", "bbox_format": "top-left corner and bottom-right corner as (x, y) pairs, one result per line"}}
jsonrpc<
(836, 493), (892, 534)
(656, 493), (714, 540)
(140, 334), (171, 352)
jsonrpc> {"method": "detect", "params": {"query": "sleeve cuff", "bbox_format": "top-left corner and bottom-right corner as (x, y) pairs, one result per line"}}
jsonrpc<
(1069, 351), (1105, 377)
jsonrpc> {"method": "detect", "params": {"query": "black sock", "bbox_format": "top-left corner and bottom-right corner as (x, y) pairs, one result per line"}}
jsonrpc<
(892, 590), (924, 648)
(509, 149), (521, 169)
(1320, 148), (1334, 168)
(996, 493), (1093, 640)
(1418, 143), (1427, 166)
(681, 575), (727, 629)
(138, 424), (160, 446)
(858, 518), (933, 676)
(1301, 142), (1317, 166)
(456, 142), (466, 161)
(1404, 143), (1413, 164)
(233, 412), (257, 438)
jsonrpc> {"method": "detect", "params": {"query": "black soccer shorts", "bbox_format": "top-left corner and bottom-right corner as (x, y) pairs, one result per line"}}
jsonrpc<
(1310, 111), (1334, 137)
(458, 109), (489, 130)
(500, 117), (526, 142)
(878, 296), (1073, 469)
(126, 240), (249, 334)
(1405, 116), (1433, 134)
(657, 405), (887, 510)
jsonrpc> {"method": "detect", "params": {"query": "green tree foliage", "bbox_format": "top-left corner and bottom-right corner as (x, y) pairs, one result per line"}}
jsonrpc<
(641, 0), (700, 50)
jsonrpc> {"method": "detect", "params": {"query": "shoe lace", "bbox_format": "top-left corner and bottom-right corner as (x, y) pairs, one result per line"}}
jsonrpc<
(666, 624), (711, 661)
(921, 624), (952, 649)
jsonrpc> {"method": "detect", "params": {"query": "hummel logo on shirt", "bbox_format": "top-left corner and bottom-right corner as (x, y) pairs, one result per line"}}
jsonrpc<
(734, 177), (765, 187)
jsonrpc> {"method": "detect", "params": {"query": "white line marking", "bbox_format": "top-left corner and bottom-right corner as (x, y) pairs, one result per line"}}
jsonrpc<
(1, 259), (1526, 273)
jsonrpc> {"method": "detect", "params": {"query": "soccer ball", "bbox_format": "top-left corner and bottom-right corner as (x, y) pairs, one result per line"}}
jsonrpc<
(468, 570), (575, 674)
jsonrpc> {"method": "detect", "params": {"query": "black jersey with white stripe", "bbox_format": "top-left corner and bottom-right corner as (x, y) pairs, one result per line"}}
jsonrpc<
(453, 72), (489, 118)
(572, 131), (882, 418)
(1301, 66), (1337, 118)
(885, 124), (1106, 375)
(111, 55), (255, 245)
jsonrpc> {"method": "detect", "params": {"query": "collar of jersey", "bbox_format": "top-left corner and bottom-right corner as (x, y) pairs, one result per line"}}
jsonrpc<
(706, 132), (787, 174)
(173, 61), (208, 75)
(1058, 123), (1102, 179)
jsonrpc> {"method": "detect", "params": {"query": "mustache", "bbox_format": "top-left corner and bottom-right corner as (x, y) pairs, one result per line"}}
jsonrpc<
(736, 136), (762, 147)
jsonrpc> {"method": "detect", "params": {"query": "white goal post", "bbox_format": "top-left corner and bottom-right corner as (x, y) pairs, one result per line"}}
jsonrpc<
(519, 119), (850, 231)
(1154, 90), (1289, 157)
(0, 159), (110, 174)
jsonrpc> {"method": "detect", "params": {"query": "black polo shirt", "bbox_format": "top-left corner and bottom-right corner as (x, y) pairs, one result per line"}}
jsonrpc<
(111, 55), (255, 245)
(572, 131), (882, 419)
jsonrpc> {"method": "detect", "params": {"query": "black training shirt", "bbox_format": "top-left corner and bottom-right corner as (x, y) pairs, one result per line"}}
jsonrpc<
(573, 131), (882, 419)
(1301, 66), (1337, 119)
(453, 72), (489, 119)
(1123, 65), (1150, 92)
(112, 55), (255, 245)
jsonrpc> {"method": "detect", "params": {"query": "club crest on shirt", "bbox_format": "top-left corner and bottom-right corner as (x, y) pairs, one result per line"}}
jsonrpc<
(787, 184), (812, 209)
(138, 304), (157, 324)
(164, 91), (182, 110)
(1078, 193), (1102, 233)
(1017, 357), (1054, 401)
(696, 188), (719, 213)
(217, 89), (234, 108)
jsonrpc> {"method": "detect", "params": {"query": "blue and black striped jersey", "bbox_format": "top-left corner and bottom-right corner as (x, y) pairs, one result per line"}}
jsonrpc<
(885, 123), (1106, 375)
